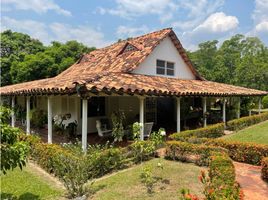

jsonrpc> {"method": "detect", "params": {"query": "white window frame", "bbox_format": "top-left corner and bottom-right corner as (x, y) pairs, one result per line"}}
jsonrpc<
(156, 59), (175, 76)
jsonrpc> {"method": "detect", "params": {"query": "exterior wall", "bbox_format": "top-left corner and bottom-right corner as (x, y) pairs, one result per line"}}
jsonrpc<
(132, 37), (196, 80)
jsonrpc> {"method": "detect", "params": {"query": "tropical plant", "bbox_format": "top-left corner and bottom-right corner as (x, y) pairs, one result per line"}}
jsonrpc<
(111, 111), (125, 142)
(0, 106), (30, 174)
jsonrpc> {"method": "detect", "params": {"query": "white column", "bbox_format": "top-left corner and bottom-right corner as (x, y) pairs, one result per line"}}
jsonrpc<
(203, 97), (207, 127)
(139, 96), (145, 140)
(47, 96), (52, 144)
(258, 97), (262, 114)
(26, 96), (30, 134)
(11, 96), (15, 127)
(223, 98), (226, 128)
(176, 97), (181, 132)
(237, 97), (240, 119)
(82, 99), (88, 152)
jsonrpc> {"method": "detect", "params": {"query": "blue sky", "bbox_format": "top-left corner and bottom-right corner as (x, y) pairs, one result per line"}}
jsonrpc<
(1, 0), (268, 50)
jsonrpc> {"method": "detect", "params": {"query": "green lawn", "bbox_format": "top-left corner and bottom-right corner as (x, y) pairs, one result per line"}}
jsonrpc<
(223, 120), (268, 145)
(90, 158), (205, 200)
(1, 165), (64, 200)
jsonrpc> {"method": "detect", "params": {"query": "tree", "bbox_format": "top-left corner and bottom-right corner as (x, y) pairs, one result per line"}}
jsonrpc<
(0, 106), (30, 174)
(1, 30), (95, 85)
(0, 30), (45, 86)
(188, 34), (268, 91)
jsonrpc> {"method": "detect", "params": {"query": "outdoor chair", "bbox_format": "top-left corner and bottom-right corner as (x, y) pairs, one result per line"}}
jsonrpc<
(144, 122), (154, 138)
(96, 120), (112, 137)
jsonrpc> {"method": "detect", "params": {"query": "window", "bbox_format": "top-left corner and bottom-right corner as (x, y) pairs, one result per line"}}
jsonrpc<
(156, 59), (175, 76)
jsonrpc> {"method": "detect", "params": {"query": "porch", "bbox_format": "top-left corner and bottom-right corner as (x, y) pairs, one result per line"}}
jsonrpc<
(5, 94), (264, 150)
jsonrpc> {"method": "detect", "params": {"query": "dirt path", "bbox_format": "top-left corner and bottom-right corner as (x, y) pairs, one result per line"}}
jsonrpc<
(234, 161), (268, 200)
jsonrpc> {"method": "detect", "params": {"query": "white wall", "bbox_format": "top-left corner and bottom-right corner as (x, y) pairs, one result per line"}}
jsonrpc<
(132, 37), (196, 80)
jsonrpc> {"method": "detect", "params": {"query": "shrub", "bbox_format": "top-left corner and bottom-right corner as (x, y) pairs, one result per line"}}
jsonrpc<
(205, 139), (268, 165)
(227, 112), (268, 131)
(261, 157), (268, 182)
(262, 95), (268, 108)
(169, 123), (224, 141)
(200, 152), (241, 200)
(165, 141), (227, 166)
(127, 140), (156, 163)
(86, 147), (126, 178)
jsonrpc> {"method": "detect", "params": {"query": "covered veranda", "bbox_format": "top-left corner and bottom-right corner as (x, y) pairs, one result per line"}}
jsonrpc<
(1, 73), (267, 151)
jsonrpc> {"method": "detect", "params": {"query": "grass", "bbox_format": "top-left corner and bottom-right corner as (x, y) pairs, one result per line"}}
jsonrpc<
(223, 120), (268, 145)
(90, 158), (205, 200)
(1, 165), (64, 200)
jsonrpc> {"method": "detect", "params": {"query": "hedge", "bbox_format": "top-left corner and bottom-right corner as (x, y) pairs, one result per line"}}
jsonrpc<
(169, 123), (224, 141)
(202, 152), (241, 200)
(205, 139), (268, 165)
(165, 141), (227, 166)
(261, 157), (268, 182)
(227, 112), (268, 131)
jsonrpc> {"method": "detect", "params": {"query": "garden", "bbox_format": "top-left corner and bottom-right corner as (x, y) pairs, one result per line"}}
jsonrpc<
(1, 106), (268, 200)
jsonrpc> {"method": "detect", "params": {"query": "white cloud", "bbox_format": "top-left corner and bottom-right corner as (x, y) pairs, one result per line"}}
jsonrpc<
(256, 21), (268, 33)
(98, 0), (177, 22)
(1, 17), (111, 48)
(49, 23), (110, 47)
(180, 12), (239, 50)
(172, 0), (225, 30)
(192, 12), (238, 33)
(1, 16), (50, 43)
(246, 0), (268, 43)
(252, 0), (268, 24)
(116, 25), (150, 38)
(2, 0), (72, 16)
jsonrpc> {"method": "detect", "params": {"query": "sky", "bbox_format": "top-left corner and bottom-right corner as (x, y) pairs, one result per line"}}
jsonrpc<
(1, 0), (268, 51)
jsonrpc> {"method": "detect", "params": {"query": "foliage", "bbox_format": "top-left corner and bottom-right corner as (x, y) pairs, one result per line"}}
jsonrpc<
(30, 109), (47, 128)
(149, 128), (166, 148)
(261, 157), (268, 182)
(0, 106), (30, 174)
(180, 188), (199, 200)
(188, 34), (268, 91)
(226, 112), (268, 131)
(169, 123), (224, 141)
(165, 141), (227, 166)
(204, 139), (268, 165)
(140, 163), (164, 194)
(200, 152), (241, 200)
(132, 122), (142, 140)
(0, 30), (94, 86)
(128, 140), (156, 163)
(111, 111), (126, 142)
(66, 120), (78, 137)
(262, 95), (268, 108)
(0, 106), (12, 123)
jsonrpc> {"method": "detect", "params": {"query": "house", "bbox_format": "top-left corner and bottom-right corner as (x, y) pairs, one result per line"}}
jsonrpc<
(0, 28), (267, 151)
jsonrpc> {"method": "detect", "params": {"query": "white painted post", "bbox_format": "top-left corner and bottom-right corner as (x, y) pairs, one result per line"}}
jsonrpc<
(258, 97), (262, 114)
(237, 97), (240, 119)
(11, 96), (15, 127)
(26, 96), (30, 134)
(203, 97), (207, 127)
(82, 99), (88, 152)
(223, 98), (226, 129)
(47, 96), (52, 144)
(176, 97), (181, 132)
(139, 96), (145, 140)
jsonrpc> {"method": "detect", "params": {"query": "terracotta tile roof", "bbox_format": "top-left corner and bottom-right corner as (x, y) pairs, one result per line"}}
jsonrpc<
(0, 28), (267, 96)
(86, 73), (268, 96)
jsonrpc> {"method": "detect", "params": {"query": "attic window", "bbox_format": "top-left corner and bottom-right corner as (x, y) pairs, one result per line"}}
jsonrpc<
(124, 44), (137, 52)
